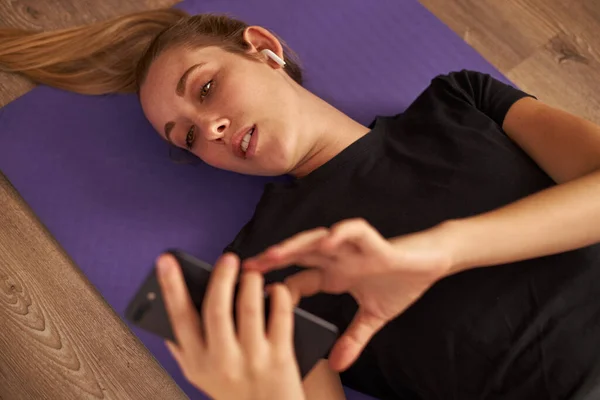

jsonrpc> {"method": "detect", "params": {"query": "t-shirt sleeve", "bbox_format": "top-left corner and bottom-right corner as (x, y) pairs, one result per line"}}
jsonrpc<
(433, 70), (535, 127)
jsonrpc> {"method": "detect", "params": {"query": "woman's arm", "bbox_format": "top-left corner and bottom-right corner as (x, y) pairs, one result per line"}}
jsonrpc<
(439, 98), (600, 274)
(503, 97), (600, 184)
(437, 71), (600, 184)
(441, 166), (600, 274)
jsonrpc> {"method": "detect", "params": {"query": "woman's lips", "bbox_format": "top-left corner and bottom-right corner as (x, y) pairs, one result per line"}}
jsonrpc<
(244, 125), (258, 159)
(231, 125), (255, 159)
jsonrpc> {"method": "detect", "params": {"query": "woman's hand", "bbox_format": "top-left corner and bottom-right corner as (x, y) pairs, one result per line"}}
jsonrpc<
(244, 218), (453, 372)
(156, 252), (305, 400)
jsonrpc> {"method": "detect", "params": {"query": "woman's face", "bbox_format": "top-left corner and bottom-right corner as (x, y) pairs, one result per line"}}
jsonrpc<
(139, 34), (307, 176)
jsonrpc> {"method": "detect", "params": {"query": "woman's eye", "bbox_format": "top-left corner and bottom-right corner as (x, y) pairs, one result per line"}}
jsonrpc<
(200, 80), (213, 99)
(185, 126), (196, 150)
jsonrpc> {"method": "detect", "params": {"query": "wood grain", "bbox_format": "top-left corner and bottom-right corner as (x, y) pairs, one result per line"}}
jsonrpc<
(508, 27), (600, 125)
(0, 0), (599, 399)
(419, 0), (600, 124)
(418, 0), (558, 71)
(0, 174), (187, 400)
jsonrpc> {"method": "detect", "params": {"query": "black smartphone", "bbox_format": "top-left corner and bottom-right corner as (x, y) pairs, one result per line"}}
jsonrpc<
(124, 249), (339, 378)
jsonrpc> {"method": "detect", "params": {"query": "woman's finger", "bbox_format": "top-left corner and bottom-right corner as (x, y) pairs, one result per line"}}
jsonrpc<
(283, 269), (323, 305)
(165, 340), (185, 366)
(267, 284), (295, 349)
(328, 310), (386, 372)
(237, 271), (266, 352)
(202, 253), (239, 349)
(268, 228), (329, 257)
(325, 219), (386, 254)
(294, 253), (336, 269)
(244, 228), (329, 271)
(156, 254), (204, 354)
(245, 253), (332, 283)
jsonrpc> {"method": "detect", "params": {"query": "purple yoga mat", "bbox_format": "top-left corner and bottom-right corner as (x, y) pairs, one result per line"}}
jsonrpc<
(0, 0), (512, 398)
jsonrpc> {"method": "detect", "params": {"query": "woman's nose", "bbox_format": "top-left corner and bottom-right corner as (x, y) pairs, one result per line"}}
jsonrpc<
(201, 117), (229, 142)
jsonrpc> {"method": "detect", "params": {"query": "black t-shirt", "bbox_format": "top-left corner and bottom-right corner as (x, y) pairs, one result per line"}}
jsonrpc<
(225, 70), (600, 399)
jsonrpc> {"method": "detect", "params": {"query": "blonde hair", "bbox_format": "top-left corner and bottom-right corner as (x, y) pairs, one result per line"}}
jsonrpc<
(0, 9), (303, 96)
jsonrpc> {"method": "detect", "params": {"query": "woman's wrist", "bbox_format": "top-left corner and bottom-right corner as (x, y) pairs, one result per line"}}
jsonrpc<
(430, 218), (489, 277)
(399, 219), (478, 280)
(432, 219), (467, 276)
(388, 221), (461, 282)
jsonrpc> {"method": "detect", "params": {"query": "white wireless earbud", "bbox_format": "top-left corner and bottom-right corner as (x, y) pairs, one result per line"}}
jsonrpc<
(260, 49), (286, 67)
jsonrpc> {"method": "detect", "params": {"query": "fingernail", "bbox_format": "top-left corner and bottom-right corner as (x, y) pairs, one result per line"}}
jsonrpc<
(157, 257), (172, 277)
(225, 252), (241, 263)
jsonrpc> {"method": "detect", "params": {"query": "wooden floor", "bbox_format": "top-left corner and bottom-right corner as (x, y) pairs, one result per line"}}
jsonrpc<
(1, 0), (599, 399)
(420, 0), (600, 125)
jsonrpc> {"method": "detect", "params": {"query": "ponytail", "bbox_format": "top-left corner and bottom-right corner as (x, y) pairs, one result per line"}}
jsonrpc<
(0, 9), (303, 96)
(0, 9), (188, 95)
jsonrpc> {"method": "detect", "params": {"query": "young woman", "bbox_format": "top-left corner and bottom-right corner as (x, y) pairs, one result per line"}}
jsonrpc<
(2, 9), (600, 400)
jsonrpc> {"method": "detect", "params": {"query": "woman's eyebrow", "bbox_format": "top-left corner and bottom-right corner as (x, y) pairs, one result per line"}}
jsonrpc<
(176, 63), (205, 97)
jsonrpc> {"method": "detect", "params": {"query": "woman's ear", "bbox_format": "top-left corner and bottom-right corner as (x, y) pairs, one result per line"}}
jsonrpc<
(243, 26), (285, 69)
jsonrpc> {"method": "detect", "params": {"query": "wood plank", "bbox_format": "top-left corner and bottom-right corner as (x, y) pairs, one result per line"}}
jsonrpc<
(507, 27), (600, 125)
(519, 0), (600, 39)
(503, 0), (600, 124)
(420, 0), (600, 124)
(418, 0), (559, 72)
(585, 0), (600, 21)
(0, 72), (34, 107)
(0, 173), (188, 400)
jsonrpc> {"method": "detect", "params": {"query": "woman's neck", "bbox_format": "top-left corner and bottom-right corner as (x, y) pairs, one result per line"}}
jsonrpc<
(290, 89), (371, 178)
